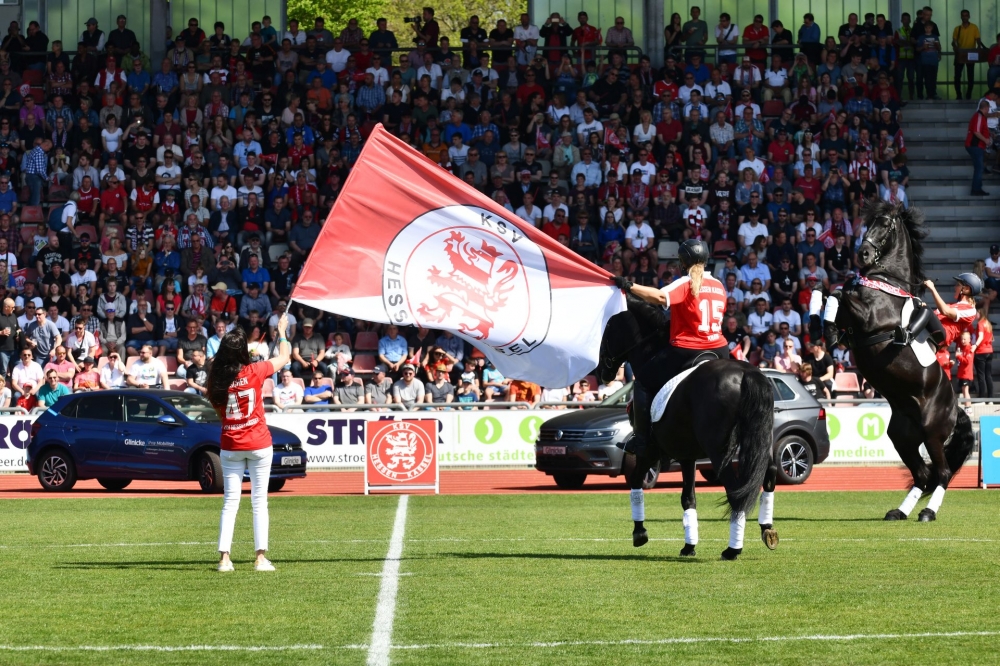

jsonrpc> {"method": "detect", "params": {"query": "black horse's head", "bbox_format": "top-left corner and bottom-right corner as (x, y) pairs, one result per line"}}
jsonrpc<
(856, 200), (926, 285)
(598, 294), (668, 384)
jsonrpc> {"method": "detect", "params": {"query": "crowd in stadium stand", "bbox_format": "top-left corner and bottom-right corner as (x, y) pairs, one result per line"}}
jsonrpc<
(0, 6), (995, 410)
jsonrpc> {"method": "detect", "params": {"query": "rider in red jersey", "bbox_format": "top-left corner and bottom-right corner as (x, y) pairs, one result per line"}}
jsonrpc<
(923, 273), (980, 347)
(614, 240), (731, 454)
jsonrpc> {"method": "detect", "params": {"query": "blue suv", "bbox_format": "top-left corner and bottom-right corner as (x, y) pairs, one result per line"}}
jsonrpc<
(26, 390), (306, 493)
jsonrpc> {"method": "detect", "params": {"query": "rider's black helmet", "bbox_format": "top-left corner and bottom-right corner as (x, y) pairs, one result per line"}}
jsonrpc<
(678, 239), (709, 269)
(954, 272), (983, 297)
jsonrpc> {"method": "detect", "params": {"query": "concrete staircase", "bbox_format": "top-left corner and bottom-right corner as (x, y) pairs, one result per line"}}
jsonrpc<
(901, 100), (1000, 373)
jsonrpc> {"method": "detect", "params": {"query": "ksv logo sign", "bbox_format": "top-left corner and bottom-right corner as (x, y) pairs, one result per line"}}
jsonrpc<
(368, 421), (435, 482)
(382, 205), (552, 357)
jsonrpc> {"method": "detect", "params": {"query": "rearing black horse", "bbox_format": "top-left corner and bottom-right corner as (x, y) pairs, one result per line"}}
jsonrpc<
(824, 201), (975, 521)
(599, 295), (778, 560)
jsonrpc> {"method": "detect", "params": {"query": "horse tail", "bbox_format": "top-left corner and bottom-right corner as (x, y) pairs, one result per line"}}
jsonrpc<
(945, 408), (975, 482)
(721, 369), (774, 518)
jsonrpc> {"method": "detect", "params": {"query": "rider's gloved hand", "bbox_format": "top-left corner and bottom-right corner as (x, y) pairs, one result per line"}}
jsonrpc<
(613, 276), (633, 293)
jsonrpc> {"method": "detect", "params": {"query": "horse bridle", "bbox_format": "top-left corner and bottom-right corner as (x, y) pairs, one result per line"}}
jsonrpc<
(860, 214), (898, 274)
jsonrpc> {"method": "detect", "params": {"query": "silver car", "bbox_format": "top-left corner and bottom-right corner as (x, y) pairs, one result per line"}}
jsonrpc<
(534, 370), (830, 489)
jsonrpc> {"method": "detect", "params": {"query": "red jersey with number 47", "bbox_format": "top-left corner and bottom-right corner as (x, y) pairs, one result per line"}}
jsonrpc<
(660, 274), (727, 349)
(220, 361), (272, 451)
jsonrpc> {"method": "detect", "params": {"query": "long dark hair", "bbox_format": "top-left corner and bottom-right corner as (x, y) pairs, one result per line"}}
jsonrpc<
(206, 326), (251, 410)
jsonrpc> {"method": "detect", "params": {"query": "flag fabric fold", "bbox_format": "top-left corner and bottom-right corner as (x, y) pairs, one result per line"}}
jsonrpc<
(291, 125), (625, 388)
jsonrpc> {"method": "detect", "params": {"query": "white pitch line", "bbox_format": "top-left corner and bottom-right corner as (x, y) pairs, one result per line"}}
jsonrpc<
(367, 494), (409, 666)
(373, 629), (1000, 651)
(0, 536), (993, 550)
(0, 645), (324, 652)
(2, 630), (997, 654)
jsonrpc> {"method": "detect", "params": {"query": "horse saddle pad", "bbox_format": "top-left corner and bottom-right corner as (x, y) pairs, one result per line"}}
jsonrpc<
(901, 298), (937, 368)
(651, 360), (710, 423)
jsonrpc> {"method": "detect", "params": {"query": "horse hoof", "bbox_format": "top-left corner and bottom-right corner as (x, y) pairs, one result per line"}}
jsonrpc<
(679, 543), (696, 557)
(632, 528), (648, 548)
(761, 528), (779, 550)
(720, 547), (742, 561)
(918, 508), (937, 522)
(884, 509), (908, 521)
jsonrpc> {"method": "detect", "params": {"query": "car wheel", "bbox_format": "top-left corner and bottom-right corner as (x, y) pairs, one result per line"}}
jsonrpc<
(552, 473), (587, 489)
(620, 454), (660, 490)
(97, 478), (132, 491)
(268, 478), (286, 493)
(38, 450), (77, 492)
(699, 468), (721, 485)
(198, 451), (224, 493)
(775, 435), (815, 485)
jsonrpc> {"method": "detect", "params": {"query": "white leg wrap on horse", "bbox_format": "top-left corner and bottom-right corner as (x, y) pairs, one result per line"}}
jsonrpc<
(758, 491), (775, 526)
(630, 489), (645, 521)
(823, 295), (840, 323)
(926, 486), (946, 513)
(729, 511), (746, 549)
(809, 289), (824, 317)
(898, 486), (923, 516)
(682, 508), (699, 545)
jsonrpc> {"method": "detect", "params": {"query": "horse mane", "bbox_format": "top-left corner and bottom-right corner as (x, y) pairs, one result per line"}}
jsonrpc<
(860, 200), (927, 282)
(625, 293), (669, 333)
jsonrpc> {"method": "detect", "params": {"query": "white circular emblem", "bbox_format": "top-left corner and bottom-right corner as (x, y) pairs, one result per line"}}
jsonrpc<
(382, 205), (552, 355)
(370, 421), (435, 482)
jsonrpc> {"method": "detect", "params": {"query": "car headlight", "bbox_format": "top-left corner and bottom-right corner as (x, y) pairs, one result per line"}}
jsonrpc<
(583, 428), (620, 439)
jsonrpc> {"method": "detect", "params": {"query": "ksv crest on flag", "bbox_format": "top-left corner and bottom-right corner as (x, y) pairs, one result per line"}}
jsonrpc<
(291, 125), (625, 388)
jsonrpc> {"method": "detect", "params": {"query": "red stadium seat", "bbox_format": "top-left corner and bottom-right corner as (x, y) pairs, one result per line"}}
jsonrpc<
(762, 100), (785, 117)
(163, 356), (178, 374)
(262, 378), (275, 399)
(75, 224), (98, 243)
(834, 372), (861, 394)
(168, 379), (187, 391)
(125, 356), (140, 372)
(317, 377), (333, 387)
(22, 70), (43, 86)
(352, 353), (376, 373)
(584, 374), (598, 390)
(19, 206), (43, 224)
(48, 185), (70, 202)
(747, 350), (762, 367)
(291, 378), (305, 391)
(19, 225), (36, 247)
(355, 331), (378, 351)
(327, 331), (352, 348)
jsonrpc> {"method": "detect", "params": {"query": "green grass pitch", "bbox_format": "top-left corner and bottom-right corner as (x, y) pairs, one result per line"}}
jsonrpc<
(0, 490), (998, 665)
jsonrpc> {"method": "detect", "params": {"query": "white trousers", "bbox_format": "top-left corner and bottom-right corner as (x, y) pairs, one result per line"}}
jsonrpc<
(217, 446), (273, 554)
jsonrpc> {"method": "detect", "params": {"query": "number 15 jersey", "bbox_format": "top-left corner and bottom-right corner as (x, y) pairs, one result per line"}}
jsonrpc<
(220, 361), (273, 451)
(660, 274), (728, 350)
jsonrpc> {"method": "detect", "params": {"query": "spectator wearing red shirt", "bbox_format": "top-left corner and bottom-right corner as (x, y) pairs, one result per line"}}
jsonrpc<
(99, 175), (128, 227)
(76, 177), (100, 223)
(571, 12), (602, 63)
(516, 69), (545, 105)
(742, 15), (769, 67)
(987, 34), (1000, 90)
(130, 179), (159, 215)
(973, 309), (994, 399)
(954, 331), (974, 405)
(767, 129), (795, 168)
(542, 208), (570, 240)
(966, 99), (990, 195)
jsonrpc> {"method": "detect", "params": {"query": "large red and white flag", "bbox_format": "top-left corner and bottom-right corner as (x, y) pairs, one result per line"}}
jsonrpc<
(292, 125), (624, 388)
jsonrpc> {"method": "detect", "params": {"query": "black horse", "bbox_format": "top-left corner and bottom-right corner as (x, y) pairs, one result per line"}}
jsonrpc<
(599, 295), (778, 560)
(825, 201), (975, 521)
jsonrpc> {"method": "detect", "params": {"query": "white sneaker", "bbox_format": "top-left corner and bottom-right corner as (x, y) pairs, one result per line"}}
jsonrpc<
(218, 560), (234, 572)
(254, 558), (275, 572)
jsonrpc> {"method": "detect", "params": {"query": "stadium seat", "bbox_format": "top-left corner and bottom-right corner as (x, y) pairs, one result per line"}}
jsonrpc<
(317, 377), (333, 387)
(262, 378), (275, 399)
(168, 379), (187, 391)
(163, 356), (178, 374)
(19, 226), (36, 247)
(292, 378), (305, 391)
(22, 69), (43, 86)
(19, 206), (43, 224)
(28, 89), (45, 104)
(584, 374), (598, 390)
(834, 372), (861, 394)
(97, 357), (110, 371)
(657, 240), (679, 261)
(352, 353), (376, 373)
(713, 240), (736, 258)
(355, 331), (378, 351)
(20, 268), (38, 286)
(48, 185), (69, 202)
(747, 350), (762, 367)
(125, 356), (140, 373)
(268, 243), (289, 264)
(538, 159), (552, 177)
(762, 100), (785, 117)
